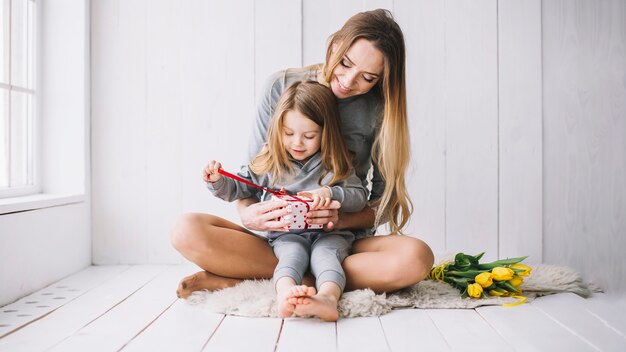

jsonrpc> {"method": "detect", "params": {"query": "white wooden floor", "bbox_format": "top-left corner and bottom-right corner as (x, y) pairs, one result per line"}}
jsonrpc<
(1, 265), (625, 352)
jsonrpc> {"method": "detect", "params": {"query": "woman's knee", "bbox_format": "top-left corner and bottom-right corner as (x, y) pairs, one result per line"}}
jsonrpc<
(170, 213), (217, 252)
(390, 237), (434, 284)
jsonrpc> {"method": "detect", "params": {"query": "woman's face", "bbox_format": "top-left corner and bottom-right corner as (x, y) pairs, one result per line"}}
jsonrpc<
(330, 38), (384, 99)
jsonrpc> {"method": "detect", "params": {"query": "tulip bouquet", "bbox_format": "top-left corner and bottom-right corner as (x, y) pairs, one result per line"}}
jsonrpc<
(428, 252), (532, 304)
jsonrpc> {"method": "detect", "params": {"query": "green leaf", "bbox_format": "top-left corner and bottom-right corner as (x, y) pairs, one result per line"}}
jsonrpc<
(445, 270), (487, 279)
(454, 253), (473, 271)
(476, 256), (528, 270)
(446, 276), (470, 288)
(497, 281), (521, 294)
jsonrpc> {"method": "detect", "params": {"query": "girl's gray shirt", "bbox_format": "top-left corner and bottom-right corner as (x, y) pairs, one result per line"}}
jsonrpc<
(207, 151), (367, 213)
(248, 68), (385, 203)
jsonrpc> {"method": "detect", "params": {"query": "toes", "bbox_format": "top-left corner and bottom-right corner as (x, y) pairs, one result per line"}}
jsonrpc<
(288, 297), (311, 305)
(288, 285), (316, 298)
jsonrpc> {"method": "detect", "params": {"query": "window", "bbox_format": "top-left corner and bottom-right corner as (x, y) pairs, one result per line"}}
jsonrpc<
(0, 0), (37, 198)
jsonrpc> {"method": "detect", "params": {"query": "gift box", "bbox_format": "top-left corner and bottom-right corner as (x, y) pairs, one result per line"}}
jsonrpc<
(271, 194), (323, 231)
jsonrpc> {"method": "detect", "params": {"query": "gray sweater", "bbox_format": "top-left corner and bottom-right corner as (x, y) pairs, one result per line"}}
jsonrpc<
(207, 152), (367, 213)
(248, 67), (385, 202)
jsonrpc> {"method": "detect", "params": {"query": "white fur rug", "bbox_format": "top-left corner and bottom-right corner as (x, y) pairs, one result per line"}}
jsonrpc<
(185, 264), (593, 318)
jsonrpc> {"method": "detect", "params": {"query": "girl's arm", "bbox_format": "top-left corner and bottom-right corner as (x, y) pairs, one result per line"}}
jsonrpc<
(328, 171), (368, 213)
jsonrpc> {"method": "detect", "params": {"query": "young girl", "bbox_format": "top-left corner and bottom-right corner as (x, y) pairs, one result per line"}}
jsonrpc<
(204, 81), (367, 321)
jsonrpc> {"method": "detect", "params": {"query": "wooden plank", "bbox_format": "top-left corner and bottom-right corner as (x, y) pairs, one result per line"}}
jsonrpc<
(477, 301), (596, 351)
(0, 265), (168, 352)
(394, 0), (446, 249)
(497, 0), (543, 261)
(584, 293), (626, 337)
(254, 0), (302, 97)
(531, 293), (626, 351)
(144, 0), (184, 264)
(616, 296), (626, 309)
(276, 318), (336, 352)
(177, 0), (232, 216)
(178, 0), (255, 222)
(444, 0), (499, 261)
(91, 0), (149, 264)
(337, 316), (389, 352)
(426, 308), (512, 351)
(363, 0), (393, 12)
(122, 299), (224, 352)
(47, 265), (191, 352)
(379, 309), (450, 352)
(302, 1), (362, 66)
(329, 2), (361, 49)
(0, 266), (128, 338)
(302, 0), (330, 66)
(203, 315), (282, 351)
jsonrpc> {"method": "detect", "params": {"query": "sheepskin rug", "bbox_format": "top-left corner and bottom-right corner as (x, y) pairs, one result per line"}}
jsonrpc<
(185, 264), (593, 318)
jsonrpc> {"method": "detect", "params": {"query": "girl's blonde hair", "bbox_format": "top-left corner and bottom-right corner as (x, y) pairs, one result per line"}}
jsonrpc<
(321, 9), (412, 234)
(250, 81), (353, 186)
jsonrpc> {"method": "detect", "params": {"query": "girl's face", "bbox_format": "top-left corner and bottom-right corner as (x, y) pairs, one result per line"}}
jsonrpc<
(282, 109), (322, 162)
(330, 38), (384, 99)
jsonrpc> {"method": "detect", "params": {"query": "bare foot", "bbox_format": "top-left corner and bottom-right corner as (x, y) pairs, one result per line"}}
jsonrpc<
(291, 293), (339, 322)
(278, 285), (316, 318)
(176, 271), (241, 298)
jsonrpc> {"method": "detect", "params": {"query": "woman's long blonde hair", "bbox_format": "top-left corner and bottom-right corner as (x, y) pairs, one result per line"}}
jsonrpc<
(321, 9), (412, 234)
(250, 81), (353, 187)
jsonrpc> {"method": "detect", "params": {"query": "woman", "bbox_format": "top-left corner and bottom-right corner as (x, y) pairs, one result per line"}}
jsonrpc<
(171, 9), (434, 307)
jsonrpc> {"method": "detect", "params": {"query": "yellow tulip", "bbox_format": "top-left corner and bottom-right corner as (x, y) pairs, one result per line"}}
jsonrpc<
(491, 267), (515, 281)
(467, 283), (483, 298)
(508, 275), (524, 288)
(475, 272), (493, 288)
(510, 263), (532, 277)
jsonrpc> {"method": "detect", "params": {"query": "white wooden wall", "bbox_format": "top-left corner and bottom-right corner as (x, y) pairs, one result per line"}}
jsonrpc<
(542, 0), (626, 294)
(91, 0), (625, 293)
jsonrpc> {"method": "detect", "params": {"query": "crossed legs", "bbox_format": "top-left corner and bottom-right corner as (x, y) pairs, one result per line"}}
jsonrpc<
(170, 212), (434, 298)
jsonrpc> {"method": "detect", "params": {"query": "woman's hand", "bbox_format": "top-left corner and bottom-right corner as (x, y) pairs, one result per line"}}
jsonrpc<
(203, 160), (222, 183)
(236, 198), (292, 232)
(305, 200), (341, 231)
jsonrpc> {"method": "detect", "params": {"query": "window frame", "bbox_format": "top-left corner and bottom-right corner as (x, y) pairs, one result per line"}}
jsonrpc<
(0, 0), (40, 199)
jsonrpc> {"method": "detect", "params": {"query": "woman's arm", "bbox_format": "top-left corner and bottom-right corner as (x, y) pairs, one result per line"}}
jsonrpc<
(335, 206), (376, 230)
(306, 204), (376, 231)
(235, 197), (293, 232)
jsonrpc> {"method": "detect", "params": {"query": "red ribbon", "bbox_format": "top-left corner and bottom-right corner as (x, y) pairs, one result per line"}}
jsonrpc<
(217, 168), (313, 229)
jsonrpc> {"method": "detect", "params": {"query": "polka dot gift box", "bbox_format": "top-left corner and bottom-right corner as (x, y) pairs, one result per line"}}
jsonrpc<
(271, 194), (323, 231)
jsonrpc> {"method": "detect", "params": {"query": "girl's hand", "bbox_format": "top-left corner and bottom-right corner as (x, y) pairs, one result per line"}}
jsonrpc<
(238, 199), (292, 232)
(298, 188), (332, 210)
(203, 160), (222, 183)
(305, 200), (341, 231)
